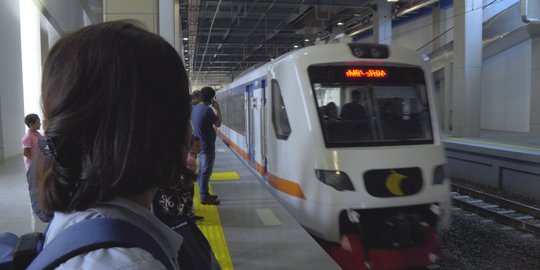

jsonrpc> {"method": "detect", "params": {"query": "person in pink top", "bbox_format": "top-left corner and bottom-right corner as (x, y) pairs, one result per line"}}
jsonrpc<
(21, 113), (42, 171)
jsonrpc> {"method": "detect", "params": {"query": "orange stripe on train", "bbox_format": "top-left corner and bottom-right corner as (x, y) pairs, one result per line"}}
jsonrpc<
(218, 129), (306, 200)
(267, 173), (306, 200)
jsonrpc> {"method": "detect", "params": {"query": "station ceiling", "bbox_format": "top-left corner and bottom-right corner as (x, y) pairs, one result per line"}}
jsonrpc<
(78, 0), (438, 88)
(182, 0), (433, 88)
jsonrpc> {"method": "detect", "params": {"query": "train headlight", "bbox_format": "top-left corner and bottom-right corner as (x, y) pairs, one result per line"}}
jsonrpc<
(433, 164), (447, 185)
(348, 43), (389, 59)
(315, 170), (355, 191)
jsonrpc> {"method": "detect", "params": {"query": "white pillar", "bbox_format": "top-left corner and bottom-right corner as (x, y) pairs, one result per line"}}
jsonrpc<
(0, 0), (25, 161)
(452, 0), (482, 137)
(103, 0), (158, 33)
(432, 4), (441, 51)
(373, 1), (392, 45)
(530, 37), (540, 134)
(158, 0), (174, 46)
(443, 60), (453, 131)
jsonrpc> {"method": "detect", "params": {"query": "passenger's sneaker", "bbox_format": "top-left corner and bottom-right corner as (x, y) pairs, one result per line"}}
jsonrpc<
(190, 215), (204, 222)
(200, 197), (220, 205)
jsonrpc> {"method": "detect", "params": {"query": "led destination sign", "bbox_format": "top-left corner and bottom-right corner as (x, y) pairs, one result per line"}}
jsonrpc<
(345, 69), (388, 78)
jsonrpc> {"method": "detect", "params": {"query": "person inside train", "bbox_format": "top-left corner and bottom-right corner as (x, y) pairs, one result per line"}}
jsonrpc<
(34, 21), (191, 269)
(324, 102), (339, 121)
(382, 101), (398, 120)
(340, 90), (366, 120)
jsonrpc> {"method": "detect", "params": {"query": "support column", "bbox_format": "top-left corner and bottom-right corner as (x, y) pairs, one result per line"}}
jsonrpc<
(103, 0), (158, 33)
(444, 59), (453, 131)
(432, 4), (441, 51)
(452, 0), (483, 137)
(530, 37), (540, 134)
(0, 0), (25, 161)
(158, 0), (182, 53)
(373, 1), (392, 45)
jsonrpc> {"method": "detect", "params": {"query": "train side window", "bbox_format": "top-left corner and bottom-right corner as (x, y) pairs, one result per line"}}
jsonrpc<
(271, 79), (291, 140)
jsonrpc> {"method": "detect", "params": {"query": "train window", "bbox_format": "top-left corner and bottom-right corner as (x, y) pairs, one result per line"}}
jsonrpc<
(217, 91), (246, 135)
(308, 65), (433, 147)
(271, 79), (291, 140)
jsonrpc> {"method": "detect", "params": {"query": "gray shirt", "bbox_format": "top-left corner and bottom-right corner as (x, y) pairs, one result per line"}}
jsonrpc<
(45, 197), (182, 269)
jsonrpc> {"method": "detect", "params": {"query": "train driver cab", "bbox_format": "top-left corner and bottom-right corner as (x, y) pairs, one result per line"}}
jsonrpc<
(309, 65), (434, 147)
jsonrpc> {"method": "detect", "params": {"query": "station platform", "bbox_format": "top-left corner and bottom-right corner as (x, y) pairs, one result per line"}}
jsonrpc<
(441, 130), (540, 201)
(193, 139), (340, 269)
(443, 130), (540, 150)
(0, 139), (340, 270)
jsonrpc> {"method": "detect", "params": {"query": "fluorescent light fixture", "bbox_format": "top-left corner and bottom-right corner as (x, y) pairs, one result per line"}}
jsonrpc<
(293, 45), (299, 48)
(304, 39), (309, 42)
(183, 37), (188, 41)
(387, 0), (399, 2)
(337, 22), (344, 26)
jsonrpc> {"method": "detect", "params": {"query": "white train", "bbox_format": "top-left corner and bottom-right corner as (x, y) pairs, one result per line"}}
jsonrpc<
(216, 42), (450, 270)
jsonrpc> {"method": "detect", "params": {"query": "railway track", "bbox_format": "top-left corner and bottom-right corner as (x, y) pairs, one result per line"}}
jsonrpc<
(451, 183), (540, 237)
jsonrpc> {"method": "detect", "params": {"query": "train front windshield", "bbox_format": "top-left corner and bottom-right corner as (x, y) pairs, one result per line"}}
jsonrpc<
(308, 65), (433, 147)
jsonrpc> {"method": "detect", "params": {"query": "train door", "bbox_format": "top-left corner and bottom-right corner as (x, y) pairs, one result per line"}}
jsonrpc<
(246, 84), (255, 165)
(260, 79), (267, 174)
(247, 80), (267, 174)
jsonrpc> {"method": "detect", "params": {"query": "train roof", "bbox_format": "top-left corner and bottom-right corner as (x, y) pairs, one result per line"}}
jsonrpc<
(219, 42), (428, 91)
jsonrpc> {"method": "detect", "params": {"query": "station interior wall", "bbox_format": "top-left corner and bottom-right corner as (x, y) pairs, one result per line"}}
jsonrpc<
(357, 1), (535, 135)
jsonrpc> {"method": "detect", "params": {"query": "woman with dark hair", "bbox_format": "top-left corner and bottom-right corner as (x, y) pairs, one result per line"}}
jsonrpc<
(34, 21), (191, 269)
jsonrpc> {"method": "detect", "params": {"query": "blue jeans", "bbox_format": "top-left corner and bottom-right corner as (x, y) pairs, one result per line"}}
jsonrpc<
(197, 151), (215, 199)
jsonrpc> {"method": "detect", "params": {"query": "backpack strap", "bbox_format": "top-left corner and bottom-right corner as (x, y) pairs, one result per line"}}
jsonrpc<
(26, 218), (175, 270)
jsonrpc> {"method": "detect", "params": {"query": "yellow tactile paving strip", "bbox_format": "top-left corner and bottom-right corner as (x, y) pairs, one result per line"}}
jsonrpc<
(194, 184), (234, 270)
(210, 171), (240, 181)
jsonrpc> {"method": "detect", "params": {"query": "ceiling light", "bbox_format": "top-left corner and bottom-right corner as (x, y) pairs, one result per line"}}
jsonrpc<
(304, 39), (309, 42)
(387, 0), (399, 2)
(184, 49), (188, 52)
(182, 37), (188, 41)
(294, 45), (299, 48)
(337, 22), (344, 26)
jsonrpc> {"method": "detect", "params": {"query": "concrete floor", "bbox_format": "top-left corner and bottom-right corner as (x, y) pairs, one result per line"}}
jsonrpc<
(0, 155), (47, 235)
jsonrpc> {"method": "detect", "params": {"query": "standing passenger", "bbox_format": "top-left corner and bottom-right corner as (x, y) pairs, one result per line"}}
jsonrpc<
(191, 86), (222, 205)
(34, 21), (190, 269)
(22, 114), (52, 222)
(21, 113), (42, 171)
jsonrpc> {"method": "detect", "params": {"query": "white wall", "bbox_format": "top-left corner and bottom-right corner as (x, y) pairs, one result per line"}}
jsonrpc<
(481, 39), (531, 132)
(0, 0), (25, 160)
(38, 0), (86, 34)
(393, 15), (433, 50)
(104, 0), (158, 33)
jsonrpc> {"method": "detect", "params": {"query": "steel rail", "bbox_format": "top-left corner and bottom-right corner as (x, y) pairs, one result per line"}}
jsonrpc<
(451, 184), (540, 237)
(452, 183), (540, 219)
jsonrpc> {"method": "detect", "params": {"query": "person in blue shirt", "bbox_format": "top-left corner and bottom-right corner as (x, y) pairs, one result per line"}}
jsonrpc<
(191, 86), (222, 205)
